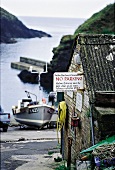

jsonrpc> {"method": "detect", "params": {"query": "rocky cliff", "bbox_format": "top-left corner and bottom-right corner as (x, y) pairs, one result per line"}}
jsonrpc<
(0, 7), (51, 43)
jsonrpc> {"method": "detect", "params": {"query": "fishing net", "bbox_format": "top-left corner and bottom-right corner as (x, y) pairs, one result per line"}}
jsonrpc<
(92, 143), (115, 168)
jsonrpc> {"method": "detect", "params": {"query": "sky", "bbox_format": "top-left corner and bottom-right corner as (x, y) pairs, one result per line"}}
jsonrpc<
(1, 0), (114, 18)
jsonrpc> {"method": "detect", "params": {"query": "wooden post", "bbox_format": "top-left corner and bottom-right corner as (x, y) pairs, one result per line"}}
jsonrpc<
(67, 136), (73, 169)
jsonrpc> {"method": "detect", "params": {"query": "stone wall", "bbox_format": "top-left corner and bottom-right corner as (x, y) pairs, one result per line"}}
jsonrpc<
(64, 35), (115, 165)
(63, 42), (115, 164)
(63, 50), (92, 163)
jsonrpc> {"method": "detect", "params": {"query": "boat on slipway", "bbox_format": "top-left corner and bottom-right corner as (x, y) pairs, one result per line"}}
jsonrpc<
(12, 91), (55, 128)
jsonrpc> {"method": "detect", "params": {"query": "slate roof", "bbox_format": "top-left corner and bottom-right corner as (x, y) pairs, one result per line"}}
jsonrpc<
(74, 34), (115, 94)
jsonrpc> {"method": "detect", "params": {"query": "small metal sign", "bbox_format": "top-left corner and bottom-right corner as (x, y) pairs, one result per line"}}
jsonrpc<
(76, 92), (82, 112)
(84, 91), (89, 108)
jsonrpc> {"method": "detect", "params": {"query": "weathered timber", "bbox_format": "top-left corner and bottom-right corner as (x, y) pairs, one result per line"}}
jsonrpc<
(95, 91), (115, 107)
(95, 107), (115, 139)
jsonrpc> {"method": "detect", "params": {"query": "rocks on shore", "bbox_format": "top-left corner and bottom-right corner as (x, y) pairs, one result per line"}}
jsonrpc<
(18, 70), (39, 84)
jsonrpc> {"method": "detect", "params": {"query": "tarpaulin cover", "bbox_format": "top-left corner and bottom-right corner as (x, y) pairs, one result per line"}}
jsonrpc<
(80, 135), (115, 154)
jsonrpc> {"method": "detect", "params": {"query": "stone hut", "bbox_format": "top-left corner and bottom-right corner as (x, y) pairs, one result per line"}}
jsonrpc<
(61, 34), (115, 165)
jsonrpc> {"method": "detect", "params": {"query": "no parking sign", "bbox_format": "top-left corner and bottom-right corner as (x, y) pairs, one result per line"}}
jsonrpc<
(53, 72), (84, 92)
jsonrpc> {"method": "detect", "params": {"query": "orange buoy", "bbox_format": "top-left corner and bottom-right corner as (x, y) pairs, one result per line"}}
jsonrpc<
(42, 98), (46, 104)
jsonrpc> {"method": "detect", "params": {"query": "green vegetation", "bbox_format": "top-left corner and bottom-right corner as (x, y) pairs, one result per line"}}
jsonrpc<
(0, 7), (16, 20)
(52, 35), (75, 54)
(74, 3), (115, 34)
(55, 165), (69, 170)
(60, 35), (75, 43)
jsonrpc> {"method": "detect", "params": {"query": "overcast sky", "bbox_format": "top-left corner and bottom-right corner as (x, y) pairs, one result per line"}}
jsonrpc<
(1, 0), (114, 18)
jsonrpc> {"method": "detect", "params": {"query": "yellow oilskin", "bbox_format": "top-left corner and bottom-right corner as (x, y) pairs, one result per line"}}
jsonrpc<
(57, 101), (67, 143)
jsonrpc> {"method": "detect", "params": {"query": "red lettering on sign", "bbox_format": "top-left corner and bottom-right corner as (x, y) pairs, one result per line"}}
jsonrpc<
(56, 77), (63, 81)
(64, 76), (82, 81)
(76, 77), (82, 80)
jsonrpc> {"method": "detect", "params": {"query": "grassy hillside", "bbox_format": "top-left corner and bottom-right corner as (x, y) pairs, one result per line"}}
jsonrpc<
(74, 3), (115, 34)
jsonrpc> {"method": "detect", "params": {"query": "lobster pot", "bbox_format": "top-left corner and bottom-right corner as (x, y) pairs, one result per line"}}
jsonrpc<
(71, 116), (79, 127)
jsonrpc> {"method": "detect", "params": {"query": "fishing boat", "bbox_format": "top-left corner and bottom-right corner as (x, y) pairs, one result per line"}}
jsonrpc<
(12, 91), (55, 128)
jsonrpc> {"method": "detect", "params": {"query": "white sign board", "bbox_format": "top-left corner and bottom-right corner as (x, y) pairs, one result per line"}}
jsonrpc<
(76, 92), (82, 112)
(53, 72), (84, 92)
(66, 91), (73, 98)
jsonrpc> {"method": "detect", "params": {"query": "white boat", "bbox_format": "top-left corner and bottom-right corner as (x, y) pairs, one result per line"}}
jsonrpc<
(12, 91), (55, 128)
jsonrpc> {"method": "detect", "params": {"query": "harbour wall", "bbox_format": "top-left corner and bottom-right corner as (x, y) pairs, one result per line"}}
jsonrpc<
(11, 57), (48, 72)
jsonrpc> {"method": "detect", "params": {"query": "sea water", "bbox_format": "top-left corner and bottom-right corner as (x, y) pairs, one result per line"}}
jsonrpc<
(0, 17), (85, 113)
